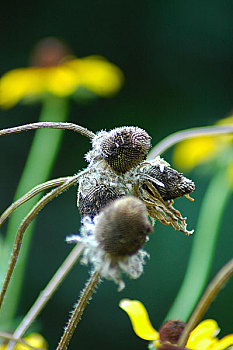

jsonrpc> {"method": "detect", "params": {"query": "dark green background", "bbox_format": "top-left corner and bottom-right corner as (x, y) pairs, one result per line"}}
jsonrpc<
(1, 1), (233, 349)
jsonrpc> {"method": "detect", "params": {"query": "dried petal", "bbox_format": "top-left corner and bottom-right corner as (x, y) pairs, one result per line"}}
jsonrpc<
(133, 180), (193, 235)
(142, 165), (195, 201)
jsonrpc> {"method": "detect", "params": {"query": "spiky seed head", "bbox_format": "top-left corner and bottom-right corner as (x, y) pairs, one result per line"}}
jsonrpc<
(101, 126), (152, 174)
(144, 165), (195, 201)
(159, 320), (186, 344)
(95, 196), (152, 257)
(78, 184), (122, 219)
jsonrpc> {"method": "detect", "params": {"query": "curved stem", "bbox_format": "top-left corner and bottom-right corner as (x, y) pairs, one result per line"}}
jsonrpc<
(0, 171), (87, 311)
(178, 259), (233, 347)
(148, 125), (233, 158)
(0, 121), (95, 139)
(164, 167), (232, 322)
(56, 271), (101, 350)
(0, 96), (68, 328)
(6, 243), (84, 350)
(0, 176), (70, 228)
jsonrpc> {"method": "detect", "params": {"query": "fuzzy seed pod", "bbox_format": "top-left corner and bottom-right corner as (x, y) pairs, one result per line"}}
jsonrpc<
(95, 196), (152, 257)
(143, 165), (195, 201)
(78, 184), (122, 219)
(159, 320), (186, 344)
(101, 126), (152, 174)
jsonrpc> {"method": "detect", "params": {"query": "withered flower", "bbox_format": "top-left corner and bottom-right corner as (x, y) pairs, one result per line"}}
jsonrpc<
(95, 195), (152, 257)
(77, 183), (122, 219)
(86, 126), (152, 174)
(83, 126), (195, 235)
(133, 157), (195, 235)
(141, 165), (195, 201)
(67, 196), (152, 290)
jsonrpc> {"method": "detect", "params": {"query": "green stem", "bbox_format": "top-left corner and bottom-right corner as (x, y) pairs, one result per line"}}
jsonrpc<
(0, 96), (68, 329)
(164, 167), (231, 322)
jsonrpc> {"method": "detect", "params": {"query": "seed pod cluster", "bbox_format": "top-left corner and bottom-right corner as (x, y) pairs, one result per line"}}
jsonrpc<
(95, 196), (153, 257)
(142, 165), (195, 201)
(100, 126), (152, 174)
(78, 184), (122, 219)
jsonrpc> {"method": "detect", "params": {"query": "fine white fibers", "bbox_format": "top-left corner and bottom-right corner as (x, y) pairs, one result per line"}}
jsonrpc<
(66, 216), (149, 291)
(85, 130), (109, 164)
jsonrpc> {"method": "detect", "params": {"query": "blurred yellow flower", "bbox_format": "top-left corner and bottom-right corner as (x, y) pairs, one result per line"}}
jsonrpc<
(119, 299), (233, 350)
(0, 332), (47, 349)
(173, 116), (233, 173)
(0, 55), (124, 109)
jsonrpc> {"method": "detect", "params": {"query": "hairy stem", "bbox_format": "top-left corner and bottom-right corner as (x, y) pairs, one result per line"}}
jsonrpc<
(0, 121), (95, 139)
(56, 271), (101, 350)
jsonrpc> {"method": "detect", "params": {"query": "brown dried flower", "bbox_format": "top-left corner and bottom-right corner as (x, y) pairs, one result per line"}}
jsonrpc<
(67, 196), (152, 289)
(141, 165), (195, 201)
(134, 158), (195, 235)
(100, 126), (152, 174)
(78, 184), (122, 219)
(95, 196), (152, 257)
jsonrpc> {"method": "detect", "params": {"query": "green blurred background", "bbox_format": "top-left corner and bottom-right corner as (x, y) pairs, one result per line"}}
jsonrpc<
(0, 0), (233, 348)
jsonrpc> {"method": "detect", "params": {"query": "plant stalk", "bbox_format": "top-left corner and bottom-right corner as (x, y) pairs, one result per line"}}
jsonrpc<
(6, 243), (84, 350)
(56, 271), (101, 350)
(0, 96), (68, 328)
(178, 259), (233, 347)
(164, 167), (232, 322)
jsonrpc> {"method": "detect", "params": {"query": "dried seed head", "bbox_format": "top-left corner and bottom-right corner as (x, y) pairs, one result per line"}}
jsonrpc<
(67, 196), (151, 289)
(95, 196), (153, 257)
(143, 165), (195, 201)
(100, 126), (152, 174)
(159, 320), (186, 344)
(78, 184), (122, 219)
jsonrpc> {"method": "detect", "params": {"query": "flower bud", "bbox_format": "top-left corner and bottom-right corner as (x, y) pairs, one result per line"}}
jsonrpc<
(100, 126), (151, 174)
(78, 184), (122, 219)
(159, 320), (186, 344)
(142, 165), (195, 201)
(95, 196), (152, 257)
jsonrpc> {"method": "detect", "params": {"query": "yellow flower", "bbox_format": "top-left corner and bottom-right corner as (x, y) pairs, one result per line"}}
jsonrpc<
(119, 299), (233, 350)
(0, 55), (124, 109)
(0, 332), (47, 349)
(173, 116), (233, 173)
